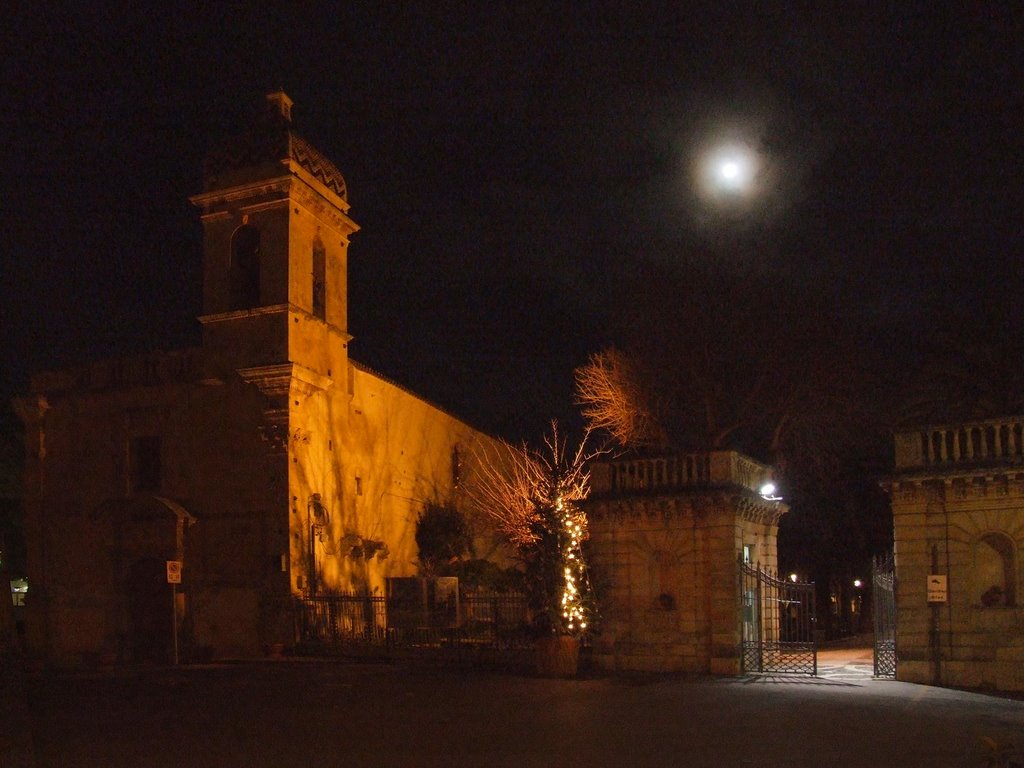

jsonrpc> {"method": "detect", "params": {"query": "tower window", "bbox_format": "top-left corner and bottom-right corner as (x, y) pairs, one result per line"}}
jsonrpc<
(130, 436), (162, 494)
(230, 225), (261, 310)
(312, 238), (326, 320)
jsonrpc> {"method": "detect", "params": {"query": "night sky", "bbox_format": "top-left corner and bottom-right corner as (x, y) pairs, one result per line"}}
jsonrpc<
(2, 4), (1022, 442)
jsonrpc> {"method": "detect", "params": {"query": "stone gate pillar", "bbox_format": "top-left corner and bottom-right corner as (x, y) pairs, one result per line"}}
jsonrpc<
(585, 451), (786, 674)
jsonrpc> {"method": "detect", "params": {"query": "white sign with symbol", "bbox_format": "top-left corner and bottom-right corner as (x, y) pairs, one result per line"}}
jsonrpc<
(927, 574), (947, 603)
(166, 560), (183, 584)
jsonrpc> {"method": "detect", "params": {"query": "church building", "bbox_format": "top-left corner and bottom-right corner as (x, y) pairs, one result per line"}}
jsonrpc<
(15, 92), (500, 664)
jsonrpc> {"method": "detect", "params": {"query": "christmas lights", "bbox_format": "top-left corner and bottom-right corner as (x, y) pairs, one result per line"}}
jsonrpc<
(468, 422), (603, 637)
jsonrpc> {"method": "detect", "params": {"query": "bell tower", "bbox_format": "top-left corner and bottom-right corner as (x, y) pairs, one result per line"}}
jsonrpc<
(190, 91), (359, 442)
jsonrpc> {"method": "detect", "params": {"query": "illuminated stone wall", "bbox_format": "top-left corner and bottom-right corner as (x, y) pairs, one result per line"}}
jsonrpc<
(286, 360), (506, 599)
(586, 454), (784, 674)
(14, 93), (503, 665)
(15, 354), (275, 663)
(890, 420), (1024, 691)
(15, 351), (498, 665)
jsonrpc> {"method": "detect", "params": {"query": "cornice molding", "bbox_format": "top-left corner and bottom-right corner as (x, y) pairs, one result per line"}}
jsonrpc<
(732, 495), (787, 526)
(889, 473), (1024, 504)
(291, 181), (358, 237)
(587, 488), (786, 527)
(198, 304), (289, 325)
(190, 176), (357, 237)
(190, 177), (291, 209)
(236, 361), (334, 400)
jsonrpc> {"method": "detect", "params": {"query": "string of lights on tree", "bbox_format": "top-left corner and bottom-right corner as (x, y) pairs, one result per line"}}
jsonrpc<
(469, 422), (602, 637)
(556, 495), (589, 634)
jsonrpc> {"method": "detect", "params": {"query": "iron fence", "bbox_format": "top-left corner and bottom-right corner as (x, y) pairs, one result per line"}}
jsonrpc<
(295, 589), (534, 656)
(740, 560), (817, 675)
(298, 593), (388, 647)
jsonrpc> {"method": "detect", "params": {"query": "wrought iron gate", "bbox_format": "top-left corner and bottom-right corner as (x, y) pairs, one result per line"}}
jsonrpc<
(740, 560), (817, 675)
(872, 553), (897, 678)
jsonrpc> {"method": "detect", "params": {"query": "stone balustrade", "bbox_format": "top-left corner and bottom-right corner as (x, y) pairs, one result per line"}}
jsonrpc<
(893, 417), (1024, 470)
(589, 450), (775, 497)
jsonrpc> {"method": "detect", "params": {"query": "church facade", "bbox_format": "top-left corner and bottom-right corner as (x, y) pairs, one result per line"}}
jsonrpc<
(15, 92), (501, 665)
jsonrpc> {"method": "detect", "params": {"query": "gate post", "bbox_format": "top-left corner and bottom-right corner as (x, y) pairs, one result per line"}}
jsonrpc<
(755, 564), (764, 672)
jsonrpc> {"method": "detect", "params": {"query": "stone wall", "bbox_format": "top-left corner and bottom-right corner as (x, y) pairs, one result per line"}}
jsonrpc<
(890, 419), (1024, 692)
(11, 92), (508, 666)
(15, 348), (501, 666)
(585, 453), (784, 674)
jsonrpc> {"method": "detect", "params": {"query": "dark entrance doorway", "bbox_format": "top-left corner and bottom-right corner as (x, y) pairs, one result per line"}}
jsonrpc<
(740, 560), (817, 675)
(127, 558), (173, 663)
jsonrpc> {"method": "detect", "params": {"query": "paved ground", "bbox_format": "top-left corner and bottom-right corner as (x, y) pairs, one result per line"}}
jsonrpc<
(816, 645), (876, 683)
(16, 649), (1024, 768)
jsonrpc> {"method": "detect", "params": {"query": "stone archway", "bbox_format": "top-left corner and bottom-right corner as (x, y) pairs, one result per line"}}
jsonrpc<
(115, 496), (197, 664)
(975, 532), (1017, 607)
(126, 557), (173, 663)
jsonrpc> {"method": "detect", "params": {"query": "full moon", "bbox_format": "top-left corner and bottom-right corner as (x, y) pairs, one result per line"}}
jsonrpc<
(705, 146), (756, 196)
(681, 107), (799, 232)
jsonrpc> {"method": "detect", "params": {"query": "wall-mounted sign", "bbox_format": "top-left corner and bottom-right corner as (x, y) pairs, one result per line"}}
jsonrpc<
(927, 574), (947, 603)
(166, 560), (183, 584)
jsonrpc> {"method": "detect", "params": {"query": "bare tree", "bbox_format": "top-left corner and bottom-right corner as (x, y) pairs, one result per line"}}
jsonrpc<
(576, 266), (888, 489)
(575, 348), (668, 450)
(465, 424), (599, 546)
(465, 436), (545, 549)
(900, 326), (1024, 427)
(465, 423), (605, 635)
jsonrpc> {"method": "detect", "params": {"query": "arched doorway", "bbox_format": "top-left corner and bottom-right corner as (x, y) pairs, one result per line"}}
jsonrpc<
(127, 557), (173, 663)
(115, 496), (196, 664)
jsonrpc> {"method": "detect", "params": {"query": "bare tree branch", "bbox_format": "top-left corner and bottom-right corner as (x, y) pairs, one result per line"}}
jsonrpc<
(464, 423), (606, 635)
(574, 349), (667, 449)
(464, 423), (607, 546)
(464, 437), (544, 548)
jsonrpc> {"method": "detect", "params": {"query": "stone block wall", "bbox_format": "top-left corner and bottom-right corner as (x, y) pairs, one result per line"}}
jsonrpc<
(586, 486), (783, 674)
(890, 467), (1024, 691)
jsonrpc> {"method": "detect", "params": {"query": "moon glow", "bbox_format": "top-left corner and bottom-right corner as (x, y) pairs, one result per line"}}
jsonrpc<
(705, 146), (756, 196)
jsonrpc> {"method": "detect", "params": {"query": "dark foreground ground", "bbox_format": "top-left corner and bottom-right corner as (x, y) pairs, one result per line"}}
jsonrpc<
(13, 655), (1024, 768)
